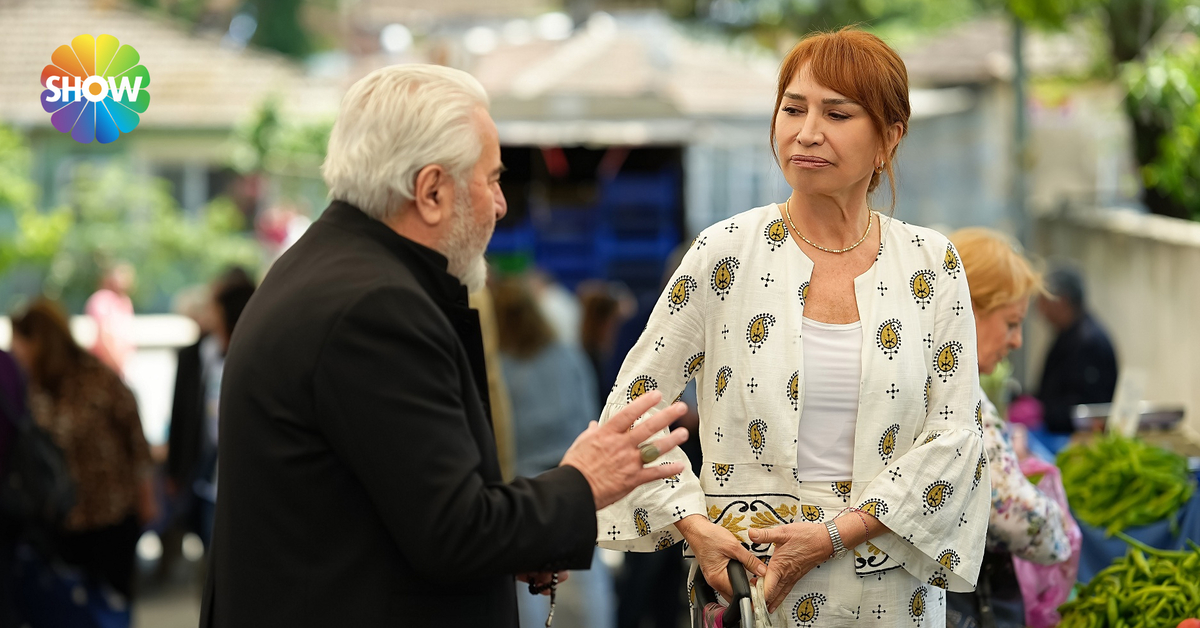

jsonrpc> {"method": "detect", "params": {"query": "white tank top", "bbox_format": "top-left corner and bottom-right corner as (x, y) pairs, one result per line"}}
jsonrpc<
(796, 317), (862, 481)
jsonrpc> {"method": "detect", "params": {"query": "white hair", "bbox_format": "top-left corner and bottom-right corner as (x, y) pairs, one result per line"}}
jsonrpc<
(322, 64), (490, 221)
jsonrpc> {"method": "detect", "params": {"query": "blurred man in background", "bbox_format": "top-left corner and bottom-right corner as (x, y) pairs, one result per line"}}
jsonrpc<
(578, 280), (637, 411)
(166, 268), (256, 552)
(1036, 267), (1119, 433)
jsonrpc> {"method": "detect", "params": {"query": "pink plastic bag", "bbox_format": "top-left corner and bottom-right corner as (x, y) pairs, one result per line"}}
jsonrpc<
(1007, 395), (1043, 430)
(1012, 457), (1082, 628)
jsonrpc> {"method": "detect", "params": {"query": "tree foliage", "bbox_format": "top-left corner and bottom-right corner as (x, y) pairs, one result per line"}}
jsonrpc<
(994, 0), (1107, 29)
(664, 0), (982, 46)
(1000, 0), (1198, 218)
(1125, 37), (1200, 219)
(247, 0), (312, 59)
(130, 0), (314, 59)
(230, 97), (331, 179)
(0, 125), (263, 313)
(229, 97), (332, 215)
(0, 126), (72, 289)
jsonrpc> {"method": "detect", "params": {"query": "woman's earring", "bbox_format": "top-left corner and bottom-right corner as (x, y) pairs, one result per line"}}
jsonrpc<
(875, 163), (885, 175)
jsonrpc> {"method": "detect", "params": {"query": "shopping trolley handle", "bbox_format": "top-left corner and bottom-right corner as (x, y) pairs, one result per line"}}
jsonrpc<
(722, 559), (755, 628)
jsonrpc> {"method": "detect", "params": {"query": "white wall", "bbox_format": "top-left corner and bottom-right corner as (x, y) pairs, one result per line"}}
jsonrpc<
(1027, 82), (1141, 213)
(1026, 208), (1200, 438)
(683, 119), (789, 237)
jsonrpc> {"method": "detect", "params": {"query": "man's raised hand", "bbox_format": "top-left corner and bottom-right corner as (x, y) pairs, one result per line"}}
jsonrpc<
(560, 391), (689, 510)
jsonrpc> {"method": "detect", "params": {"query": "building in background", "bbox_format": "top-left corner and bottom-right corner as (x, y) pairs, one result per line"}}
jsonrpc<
(900, 16), (1139, 233)
(1, 1), (1136, 247)
(0, 0), (342, 217)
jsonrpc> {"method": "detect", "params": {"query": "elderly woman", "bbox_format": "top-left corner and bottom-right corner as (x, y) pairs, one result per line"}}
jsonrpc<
(947, 228), (1073, 627)
(595, 28), (990, 626)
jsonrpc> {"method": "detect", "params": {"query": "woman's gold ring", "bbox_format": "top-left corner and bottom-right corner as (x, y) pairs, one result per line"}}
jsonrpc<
(639, 443), (661, 464)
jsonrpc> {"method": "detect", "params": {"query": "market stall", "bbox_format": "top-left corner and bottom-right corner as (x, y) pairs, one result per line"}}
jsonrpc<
(1030, 417), (1200, 583)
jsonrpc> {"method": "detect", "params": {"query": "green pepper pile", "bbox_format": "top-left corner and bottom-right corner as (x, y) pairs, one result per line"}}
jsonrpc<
(1057, 434), (1196, 535)
(1059, 537), (1200, 628)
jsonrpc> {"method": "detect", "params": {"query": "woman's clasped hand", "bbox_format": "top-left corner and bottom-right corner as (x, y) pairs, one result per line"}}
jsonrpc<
(682, 516), (864, 614)
(675, 515), (767, 600)
(747, 522), (837, 613)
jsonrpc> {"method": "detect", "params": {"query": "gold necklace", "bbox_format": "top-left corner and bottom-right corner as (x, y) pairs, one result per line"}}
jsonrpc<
(783, 198), (873, 254)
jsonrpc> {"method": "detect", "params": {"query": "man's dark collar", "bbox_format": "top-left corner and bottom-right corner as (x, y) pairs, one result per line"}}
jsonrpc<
(318, 200), (468, 304)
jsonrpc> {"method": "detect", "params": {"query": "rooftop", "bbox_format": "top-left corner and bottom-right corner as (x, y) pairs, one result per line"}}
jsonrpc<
(902, 16), (1094, 86)
(0, 1), (1096, 139)
(0, 0), (343, 130)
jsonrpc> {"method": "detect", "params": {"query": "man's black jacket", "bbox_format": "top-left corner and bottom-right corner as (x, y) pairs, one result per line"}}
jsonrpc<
(1037, 313), (1118, 434)
(201, 201), (597, 627)
(166, 338), (203, 492)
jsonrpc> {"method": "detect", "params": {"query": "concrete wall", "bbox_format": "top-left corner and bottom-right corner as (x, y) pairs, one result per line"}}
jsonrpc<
(1026, 208), (1200, 438)
(1026, 82), (1140, 213)
(895, 85), (1013, 233)
(683, 118), (789, 237)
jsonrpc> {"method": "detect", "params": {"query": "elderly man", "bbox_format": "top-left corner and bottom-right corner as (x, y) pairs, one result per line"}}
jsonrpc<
(1035, 267), (1118, 434)
(200, 65), (689, 627)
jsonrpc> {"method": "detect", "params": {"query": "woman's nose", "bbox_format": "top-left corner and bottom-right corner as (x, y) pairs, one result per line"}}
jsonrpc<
(797, 116), (823, 146)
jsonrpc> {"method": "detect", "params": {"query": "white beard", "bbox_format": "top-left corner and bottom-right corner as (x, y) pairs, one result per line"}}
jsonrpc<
(442, 189), (492, 294)
(457, 254), (489, 294)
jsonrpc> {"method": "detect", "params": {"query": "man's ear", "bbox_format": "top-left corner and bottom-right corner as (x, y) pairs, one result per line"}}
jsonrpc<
(412, 164), (453, 226)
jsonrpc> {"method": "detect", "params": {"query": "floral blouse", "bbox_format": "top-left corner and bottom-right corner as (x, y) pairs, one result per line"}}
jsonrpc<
(980, 388), (1071, 564)
(595, 205), (991, 593)
(30, 356), (152, 531)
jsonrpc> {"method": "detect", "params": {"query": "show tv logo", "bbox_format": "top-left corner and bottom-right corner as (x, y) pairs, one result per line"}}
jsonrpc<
(41, 34), (150, 144)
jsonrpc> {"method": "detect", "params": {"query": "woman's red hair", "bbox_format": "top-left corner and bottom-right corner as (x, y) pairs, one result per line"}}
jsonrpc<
(771, 27), (911, 208)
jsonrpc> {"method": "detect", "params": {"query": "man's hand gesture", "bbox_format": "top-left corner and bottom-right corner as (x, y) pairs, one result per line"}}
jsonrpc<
(560, 391), (689, 510)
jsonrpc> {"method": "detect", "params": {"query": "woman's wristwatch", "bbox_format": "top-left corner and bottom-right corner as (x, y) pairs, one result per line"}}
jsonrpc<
(825, 520), (849, 560)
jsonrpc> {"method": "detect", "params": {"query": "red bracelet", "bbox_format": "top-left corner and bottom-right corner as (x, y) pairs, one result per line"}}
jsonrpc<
(834, 507), (871, 545)
(851, 509), (870, 542)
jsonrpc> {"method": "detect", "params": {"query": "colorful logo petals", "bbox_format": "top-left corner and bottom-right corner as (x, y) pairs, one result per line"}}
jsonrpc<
(41, 34), (150, 144)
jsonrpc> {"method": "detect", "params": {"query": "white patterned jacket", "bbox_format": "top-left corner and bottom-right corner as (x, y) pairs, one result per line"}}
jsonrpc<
(595, 204), (991, 593)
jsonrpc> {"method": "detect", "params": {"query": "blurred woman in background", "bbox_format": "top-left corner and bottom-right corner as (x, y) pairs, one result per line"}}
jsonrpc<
(577, 280), (637, 410)
(491, 274), (614, 628)
(86, 263), (137, 378)
(9, 298), (156, 601)
(493, 274), (598, 484)
(947, 228), (1073, 628)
